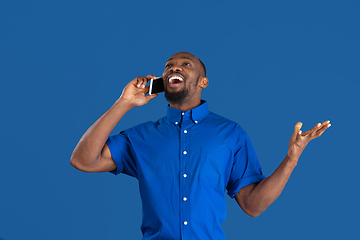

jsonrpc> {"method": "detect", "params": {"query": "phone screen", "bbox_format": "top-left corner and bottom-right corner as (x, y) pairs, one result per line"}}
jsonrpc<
(149, 77), (164, 95)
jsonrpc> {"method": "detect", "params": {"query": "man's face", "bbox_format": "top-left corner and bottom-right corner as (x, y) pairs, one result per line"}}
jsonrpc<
(162, 52), (204, 104)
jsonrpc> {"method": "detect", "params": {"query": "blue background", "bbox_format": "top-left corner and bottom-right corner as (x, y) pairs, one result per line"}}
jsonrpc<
(1, 0), (359, 239)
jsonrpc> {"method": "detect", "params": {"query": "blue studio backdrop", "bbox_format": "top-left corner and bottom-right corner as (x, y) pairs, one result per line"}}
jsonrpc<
(1, 1), (359, 239)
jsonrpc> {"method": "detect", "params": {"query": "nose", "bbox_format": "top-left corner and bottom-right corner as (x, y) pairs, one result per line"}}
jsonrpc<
(170, 64), (182, 72)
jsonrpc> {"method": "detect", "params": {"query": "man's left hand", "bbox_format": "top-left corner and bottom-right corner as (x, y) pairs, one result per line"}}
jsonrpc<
(287, 120), (331, 164)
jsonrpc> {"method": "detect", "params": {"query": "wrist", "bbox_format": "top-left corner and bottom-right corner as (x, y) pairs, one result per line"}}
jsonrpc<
(114, 97), (135, 111)
(285, 154), (299, 168)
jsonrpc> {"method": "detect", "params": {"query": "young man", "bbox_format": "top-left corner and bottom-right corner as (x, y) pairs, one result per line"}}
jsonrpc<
(70, 52), (330, 240)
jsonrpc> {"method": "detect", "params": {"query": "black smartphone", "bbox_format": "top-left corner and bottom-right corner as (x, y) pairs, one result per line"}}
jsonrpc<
(149, 77), (164, 95)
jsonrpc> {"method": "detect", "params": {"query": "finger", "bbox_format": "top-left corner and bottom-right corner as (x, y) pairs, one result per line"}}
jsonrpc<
(316, 120), (331, 133)
(303, 122), (321, 138)
(143, 75), (156, 84)
(136, 76), (148, 88)
(141, 76), (148, 88)
(140, 75), (157, 88)
(305, 120), (330, 139)
(145, 74), (157, 80)
(135, 76), (143, 88)
(313, 120), (331, 138)
(134, 75), (156, 88)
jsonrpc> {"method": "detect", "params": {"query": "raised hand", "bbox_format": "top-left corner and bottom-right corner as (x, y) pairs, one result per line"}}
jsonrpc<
(287, 120), (331, 164)
(120, 75), (158, 108)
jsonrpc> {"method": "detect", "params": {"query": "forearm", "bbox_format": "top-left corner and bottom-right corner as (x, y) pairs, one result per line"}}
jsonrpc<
(241, 155), (297, 217)
(237, 121), (330, 217)
(70, 75), (158, 171)
(70, 98), (133, 166)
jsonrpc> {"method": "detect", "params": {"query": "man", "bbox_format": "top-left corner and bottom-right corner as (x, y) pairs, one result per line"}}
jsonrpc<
(70, 52), (330, 239)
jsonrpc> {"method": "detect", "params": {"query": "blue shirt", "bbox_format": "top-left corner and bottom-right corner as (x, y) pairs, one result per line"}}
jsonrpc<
(107, 101), (266, 240)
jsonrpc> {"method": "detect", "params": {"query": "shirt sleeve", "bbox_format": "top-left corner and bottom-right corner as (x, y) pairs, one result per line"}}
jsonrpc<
(227, 132), (266, 198)
(106, 131), (138, 178)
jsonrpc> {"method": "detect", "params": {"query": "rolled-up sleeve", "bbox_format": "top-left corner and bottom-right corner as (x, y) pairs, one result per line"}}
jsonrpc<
(227, 133), (266, 198)
(106, 132), (138, 178)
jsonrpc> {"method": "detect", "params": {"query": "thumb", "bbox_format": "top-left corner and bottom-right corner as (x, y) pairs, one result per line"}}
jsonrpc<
(294, 122), (303, 134)
(145, 93), (158, 102)
(289, 122), (303, 149)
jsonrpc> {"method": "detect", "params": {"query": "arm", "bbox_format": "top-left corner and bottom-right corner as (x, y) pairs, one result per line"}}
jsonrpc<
(235, 121), (331, 217)
(70, 75), (158, 172)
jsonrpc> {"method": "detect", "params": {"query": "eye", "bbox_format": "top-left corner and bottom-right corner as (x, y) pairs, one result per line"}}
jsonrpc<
(183, 62), (191, 66)
(165, 64), (172, 69)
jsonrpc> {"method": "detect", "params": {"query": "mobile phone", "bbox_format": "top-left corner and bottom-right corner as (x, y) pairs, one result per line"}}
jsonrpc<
(149, 77), (164, 95)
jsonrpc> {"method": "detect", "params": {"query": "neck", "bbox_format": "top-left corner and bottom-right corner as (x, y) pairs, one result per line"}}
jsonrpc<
(169, 99), (202, 112)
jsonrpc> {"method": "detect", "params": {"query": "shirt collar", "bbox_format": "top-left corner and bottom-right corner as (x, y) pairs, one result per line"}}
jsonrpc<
(167, 100), (209, 125)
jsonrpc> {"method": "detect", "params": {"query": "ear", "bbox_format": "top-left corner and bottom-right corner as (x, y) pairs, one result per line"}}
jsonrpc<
(199, 77), (208, 89)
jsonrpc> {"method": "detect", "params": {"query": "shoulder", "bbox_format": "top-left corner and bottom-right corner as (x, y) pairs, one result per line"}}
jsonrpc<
(122, 116), (167, 135)
(206, 112), (246, 134)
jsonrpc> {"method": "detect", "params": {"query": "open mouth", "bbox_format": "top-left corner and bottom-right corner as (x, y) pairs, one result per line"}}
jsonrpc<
(167, 73), (185, 87)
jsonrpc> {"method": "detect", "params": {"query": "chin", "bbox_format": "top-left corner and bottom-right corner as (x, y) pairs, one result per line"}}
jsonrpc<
(165, 89), (188, 104)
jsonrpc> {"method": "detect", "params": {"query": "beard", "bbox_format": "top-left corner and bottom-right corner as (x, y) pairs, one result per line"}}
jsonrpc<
(165, 88), (189, 104)
(164, 73), (201, 104)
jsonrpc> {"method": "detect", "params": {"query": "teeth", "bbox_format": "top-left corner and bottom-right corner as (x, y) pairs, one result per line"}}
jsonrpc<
(169, 76), (184, 84)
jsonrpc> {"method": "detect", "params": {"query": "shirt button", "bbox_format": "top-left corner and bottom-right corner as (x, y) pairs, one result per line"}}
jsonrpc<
(175, 122), (178, 125)
(183, 174), (187, 178)
(182, 112), (185, 116)
(183, 130), (187, 133)
(184, 221), (188, 225)
(195, 121), (198, 123)
(183, 197), (187, 201)
(183, 151), (187, 155)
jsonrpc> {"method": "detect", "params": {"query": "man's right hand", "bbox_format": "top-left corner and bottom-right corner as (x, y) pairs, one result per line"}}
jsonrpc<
(119, 75), (159, 108)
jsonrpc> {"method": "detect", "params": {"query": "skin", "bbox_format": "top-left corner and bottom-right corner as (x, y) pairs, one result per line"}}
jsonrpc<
(235, 121), (330, 217)
(70, 52), (330, 217)
(162, 52), (208, 111)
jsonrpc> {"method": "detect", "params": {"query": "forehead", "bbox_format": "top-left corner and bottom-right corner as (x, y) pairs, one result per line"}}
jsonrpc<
(166, 52), (198, 63)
